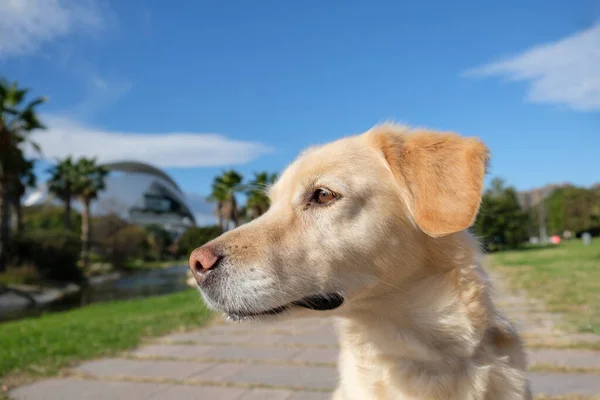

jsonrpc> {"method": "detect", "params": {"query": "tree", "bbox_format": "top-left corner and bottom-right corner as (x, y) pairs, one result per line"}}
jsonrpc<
(208, 170), (243, 230)
(237, 205), (250, 225)
(11, 157), (36, 235)
(145, 224), (173, 260)
(474, 177), (529, 250)
(220, 170), (244, 229)
(73, 157), (109, 269)
(208, 177), (227, 231)
(101, 224), (148, 270)
(536, 186), (600, 236)
(47, 156), (79, 231)
(245, 171), (277, 220)
(0, 78), (46, 272)
(23, 204), (82, 233)
(177, 226), (223, 256)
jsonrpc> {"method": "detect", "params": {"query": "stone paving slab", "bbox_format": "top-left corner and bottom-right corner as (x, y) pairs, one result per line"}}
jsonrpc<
(528, 372), (600, 396)
(76, 359), (213, 380)
(198, 322), (333, 337)
(237, 388), (330, 400)
(238, 389), (300, 400)
(292, 348), (339, 364)
(286, 393), (331, 400)
(528, 349), (600, 369)
(191, 362), (250, 381)
(276, 332), (340, 347)
(149, 384), (247, 400)
(133, 343), (304, 362)
(195, 344), (304, 362)
(10, 378), (170, 400)
(224, 364), (338, 390)
(131, 344), (212, 359)
(76, 358), (338, 390)
(161, 332), (307, 346)
(76, 358), (144, 377)
(161, 332), (339, 347)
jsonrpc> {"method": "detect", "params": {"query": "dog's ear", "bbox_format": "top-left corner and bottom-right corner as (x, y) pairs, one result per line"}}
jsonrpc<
(369, 126), (489, 237)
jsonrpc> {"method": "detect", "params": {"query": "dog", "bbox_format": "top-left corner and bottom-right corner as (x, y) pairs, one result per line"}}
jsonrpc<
(189, 124), (531, 400)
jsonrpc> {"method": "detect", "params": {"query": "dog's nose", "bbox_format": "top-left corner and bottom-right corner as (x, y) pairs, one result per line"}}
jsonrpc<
(189, 245), (221, 282)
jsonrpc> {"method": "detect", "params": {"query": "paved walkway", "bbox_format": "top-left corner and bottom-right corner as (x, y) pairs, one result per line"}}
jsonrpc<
(11, 275), (600, 400)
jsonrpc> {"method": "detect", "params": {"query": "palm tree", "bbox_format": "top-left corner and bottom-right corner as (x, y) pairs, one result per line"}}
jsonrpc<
(0, 78), (46, 271)
(245, 172), (277, 220)
(220, 170), (244, 229)
(73, 157), (108, 269)
(47, 156), (78, 230)
(208, 177), (227, 231)
(208, 170), (243, 230)
(11, 157), (36, 235)
(237, 205), (250, 225)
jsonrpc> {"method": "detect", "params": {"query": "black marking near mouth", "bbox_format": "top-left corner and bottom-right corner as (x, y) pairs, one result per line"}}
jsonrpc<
(226, 293), (344, 321)
(292, 293), (344, 311)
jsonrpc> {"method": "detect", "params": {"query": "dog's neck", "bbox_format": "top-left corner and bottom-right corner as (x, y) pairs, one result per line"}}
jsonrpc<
(338, 231), (492, 364)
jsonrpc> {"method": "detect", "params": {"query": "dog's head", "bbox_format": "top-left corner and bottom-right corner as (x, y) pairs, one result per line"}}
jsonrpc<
(189, 124), (489, 322)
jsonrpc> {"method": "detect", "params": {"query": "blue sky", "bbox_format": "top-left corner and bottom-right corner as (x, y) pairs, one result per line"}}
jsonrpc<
(1, 0), (599, 223)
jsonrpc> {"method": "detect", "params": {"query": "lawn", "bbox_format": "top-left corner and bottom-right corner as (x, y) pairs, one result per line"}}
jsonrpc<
(488, 239), (600, 335)
(0, 289), (213, 385)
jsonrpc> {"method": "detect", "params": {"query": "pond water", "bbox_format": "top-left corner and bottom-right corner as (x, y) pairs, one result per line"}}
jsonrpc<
(0, 265), (191, 322)
(86, 265), (190, 303)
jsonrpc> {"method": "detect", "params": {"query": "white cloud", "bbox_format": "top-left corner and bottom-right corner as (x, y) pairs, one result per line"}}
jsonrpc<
(464, 25), (600, 112)
(70, 74), (133, 118)
(92, 76), (108, 90)
(27, 114), (274, 168)
(0, 0), (105, 58)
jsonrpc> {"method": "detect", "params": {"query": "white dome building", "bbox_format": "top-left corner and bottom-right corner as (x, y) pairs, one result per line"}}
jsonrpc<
(24, 161), (196, 237)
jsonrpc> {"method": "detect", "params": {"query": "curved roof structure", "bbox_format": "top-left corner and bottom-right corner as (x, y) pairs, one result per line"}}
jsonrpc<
(24, 160), (196, 234)
(102, 161), (184, 195)
(99, 160), (195, 224)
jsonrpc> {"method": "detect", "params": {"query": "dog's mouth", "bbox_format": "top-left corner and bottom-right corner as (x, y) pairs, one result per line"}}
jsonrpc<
(225, 293), (344, 322)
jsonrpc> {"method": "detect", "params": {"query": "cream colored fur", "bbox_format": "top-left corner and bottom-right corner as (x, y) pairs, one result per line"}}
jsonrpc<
(193, 124), (531, 400)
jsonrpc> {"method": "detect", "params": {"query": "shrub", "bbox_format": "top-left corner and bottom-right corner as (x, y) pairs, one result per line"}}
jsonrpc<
(23, 205), (82, 234)
(12, 229), (83, 282)
(98, 225), (149, 269)
(91, 213), (129, 246)
(145, 224), (174, 261)
(177, 226), (223, 256)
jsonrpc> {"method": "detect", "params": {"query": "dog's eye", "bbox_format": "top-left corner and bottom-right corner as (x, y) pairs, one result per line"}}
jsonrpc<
(311, 188), (336, 205)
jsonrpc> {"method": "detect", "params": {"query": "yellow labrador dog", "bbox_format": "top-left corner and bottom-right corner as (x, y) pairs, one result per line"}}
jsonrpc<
(189, 124), (531, 400)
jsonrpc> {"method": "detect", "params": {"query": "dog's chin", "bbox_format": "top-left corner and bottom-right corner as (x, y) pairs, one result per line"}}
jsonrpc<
(204, 292), (345, 323)
(224, 304), (293, 323)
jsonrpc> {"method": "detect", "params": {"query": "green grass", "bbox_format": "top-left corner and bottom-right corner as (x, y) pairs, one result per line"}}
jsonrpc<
(0, 289), (213, 384)
(489, 239), (600, 335)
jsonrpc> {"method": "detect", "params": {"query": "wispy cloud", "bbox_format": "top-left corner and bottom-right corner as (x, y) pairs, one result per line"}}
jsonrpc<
(69, 74), (133, 118)
(0, 0), (106, 58)
(27, 115), (274, 168)
(0, 1), (128, 117)
(463, 24), (600, 112)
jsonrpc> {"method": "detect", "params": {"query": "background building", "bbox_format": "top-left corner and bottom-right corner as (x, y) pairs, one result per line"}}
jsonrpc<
(24, 161), (196, 238)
